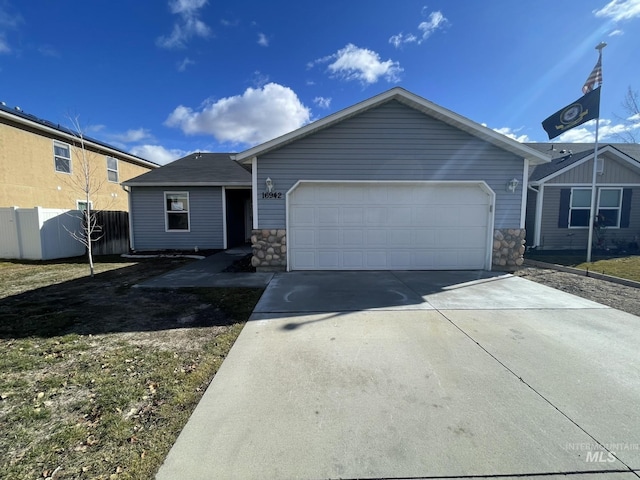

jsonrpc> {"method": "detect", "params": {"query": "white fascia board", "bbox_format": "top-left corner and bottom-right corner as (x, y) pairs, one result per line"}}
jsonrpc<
(0, 109), (158, 169)
(520, 159), (529, 229)
(234, 87), (551, 166)
(251, 157), (258, 230)
(122, 182), (252, 187)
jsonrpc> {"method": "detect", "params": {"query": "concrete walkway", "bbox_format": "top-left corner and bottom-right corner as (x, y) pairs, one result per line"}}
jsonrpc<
(135, 246), (273, 288)
(156, 271), (640, 480)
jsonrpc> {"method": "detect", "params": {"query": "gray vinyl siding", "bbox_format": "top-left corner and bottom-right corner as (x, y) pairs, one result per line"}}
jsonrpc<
(547, 154), (640, 184)
(256, 101), (526, 229)
(539, 186), (640, 250)
(130, 186), (223, 250)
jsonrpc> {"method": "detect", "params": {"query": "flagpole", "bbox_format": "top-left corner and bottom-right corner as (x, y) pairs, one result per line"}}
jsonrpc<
(586, 42), (607, 263)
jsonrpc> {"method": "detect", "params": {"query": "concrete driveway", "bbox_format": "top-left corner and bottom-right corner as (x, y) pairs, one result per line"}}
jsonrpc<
(156, 271), (640, 480)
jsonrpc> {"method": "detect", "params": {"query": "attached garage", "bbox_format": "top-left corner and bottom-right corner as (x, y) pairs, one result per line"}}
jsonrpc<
(235, 88), (551, 272)
(288, 181), (494, 270)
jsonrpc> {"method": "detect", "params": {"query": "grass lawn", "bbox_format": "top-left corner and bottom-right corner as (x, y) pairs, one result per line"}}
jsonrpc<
(526, 253), (640, 283)
(0, 256), (263, 479)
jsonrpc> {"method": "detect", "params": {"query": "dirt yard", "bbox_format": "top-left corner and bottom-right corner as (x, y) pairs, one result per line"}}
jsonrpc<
(0, 257), (263, 480)
(515, 266), (640, 317)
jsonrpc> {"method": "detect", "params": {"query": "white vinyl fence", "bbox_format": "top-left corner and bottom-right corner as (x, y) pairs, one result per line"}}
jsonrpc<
(0, 207), (85, 260)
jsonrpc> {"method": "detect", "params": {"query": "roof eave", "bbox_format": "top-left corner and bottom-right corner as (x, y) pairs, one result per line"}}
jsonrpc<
(123, 181), (251, 187)
(0, 109), (159, 169)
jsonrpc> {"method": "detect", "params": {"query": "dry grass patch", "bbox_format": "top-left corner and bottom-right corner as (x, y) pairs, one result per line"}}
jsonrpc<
(0, 257), (263, 479)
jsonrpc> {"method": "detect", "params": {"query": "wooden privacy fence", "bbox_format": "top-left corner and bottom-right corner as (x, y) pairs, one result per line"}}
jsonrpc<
(93, 211), (129, 256)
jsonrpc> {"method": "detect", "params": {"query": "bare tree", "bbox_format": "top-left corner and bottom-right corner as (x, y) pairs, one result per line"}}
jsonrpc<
(64, 116), (105, 277)
(615, 86), (640, 143)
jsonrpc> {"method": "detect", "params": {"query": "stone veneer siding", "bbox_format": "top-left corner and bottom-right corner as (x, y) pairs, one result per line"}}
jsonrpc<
(251, 229), (287, 271)
(492, 228), (525, 269)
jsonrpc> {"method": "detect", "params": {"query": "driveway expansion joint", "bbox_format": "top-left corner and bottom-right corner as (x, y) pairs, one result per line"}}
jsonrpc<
(438, 310), (639, 479)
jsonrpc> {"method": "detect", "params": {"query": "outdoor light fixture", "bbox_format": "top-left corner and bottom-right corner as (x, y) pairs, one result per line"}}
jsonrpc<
(507, 178), (519, 193)
(265, 177), (274, 193)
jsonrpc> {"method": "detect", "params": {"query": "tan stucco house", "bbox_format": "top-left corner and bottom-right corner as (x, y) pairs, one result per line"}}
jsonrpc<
(0, 103), (157, 211)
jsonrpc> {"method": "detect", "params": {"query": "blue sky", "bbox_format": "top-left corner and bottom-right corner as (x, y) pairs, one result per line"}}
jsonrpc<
(1, 0), (639, 164)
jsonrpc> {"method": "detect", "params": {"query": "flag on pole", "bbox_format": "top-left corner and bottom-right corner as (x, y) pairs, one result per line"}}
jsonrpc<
(542, 87), (600, 140)
(582, 50), (603, 94)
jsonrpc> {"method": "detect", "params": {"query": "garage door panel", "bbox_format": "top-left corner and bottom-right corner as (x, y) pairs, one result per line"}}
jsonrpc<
(318, 229), (340, 246)
(388, 207), (412, 226)
(367, 230), (388, 246)
(343, 251), (364, 268)
(365, 251), (388, 268)
(292, 229), (315, 247)
(389, 230), (412, 246)
(342, 207), (365, 225)
(343, 229), (364, 246)
(318, 207), (340, 225)
(318, 251), (340, 268)
(292, 251), (315, 269)
(412, 229), (437, 246)
(366, 207), (387, 225)
(288, 182), (491, 270)
(291, 206), (315, 225)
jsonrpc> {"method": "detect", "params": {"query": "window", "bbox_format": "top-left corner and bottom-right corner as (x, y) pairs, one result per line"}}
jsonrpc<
(569, 188), (591, 227)
(107, 157), (119, 182)
(76, 200), (93, 211)
(54, 141), (71, 173)
(596, 158), (604, 175)
(597, 188), (622, 228)
(165, 192), (190, 231)
(568, 187), (623, 228)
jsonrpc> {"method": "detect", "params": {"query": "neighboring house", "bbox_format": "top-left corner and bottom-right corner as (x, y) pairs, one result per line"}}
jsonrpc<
(0, 102), (157, 211)
(0, 102), (157, 260)
(525, 143), (640, 251)
(123, 153), (252, 251)
(233, 87), (550, 271)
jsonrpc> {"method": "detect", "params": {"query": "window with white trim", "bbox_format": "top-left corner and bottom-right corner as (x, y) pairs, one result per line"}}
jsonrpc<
(569, 187), (623, 228)
(569, 188), (591, 227)
(165, 192), (190, 231)
(597, 188), (622, 228)
(54, 141), (71, 173)
(76, 200), (93, 212)
(107, 157), (119, 182)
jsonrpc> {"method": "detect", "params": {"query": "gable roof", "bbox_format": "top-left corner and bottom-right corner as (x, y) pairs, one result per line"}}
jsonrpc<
(0, 102), (158, 169)
(233, 87), (551, 166)
(123, 153), (251, 187)
(526, 142), (640, 183)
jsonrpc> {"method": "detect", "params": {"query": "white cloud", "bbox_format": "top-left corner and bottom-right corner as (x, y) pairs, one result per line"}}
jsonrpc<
(0, 3), (23, 54)
(129, 145), (190, 165)
(313, 96), (332, 109)
(177, 57), (195, 71)
(157, 0), (211, 49)
(0, 36), (10, 54)
(493, 127), (530, 143)
(555, 117), (640, 142)
(389, 8), (448, 48)
(609, 28), (624, 35)
(418, 11), (448, 40)
(312, 44), (403, 85)
(257, 32), (269, 47)
(164, 83), (311, 145)
(112, 128), (153, 143)
(594, 0), (640, 21)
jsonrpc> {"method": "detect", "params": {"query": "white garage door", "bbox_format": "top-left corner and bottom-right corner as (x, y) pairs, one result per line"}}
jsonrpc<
(288, 182), (493, 270)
